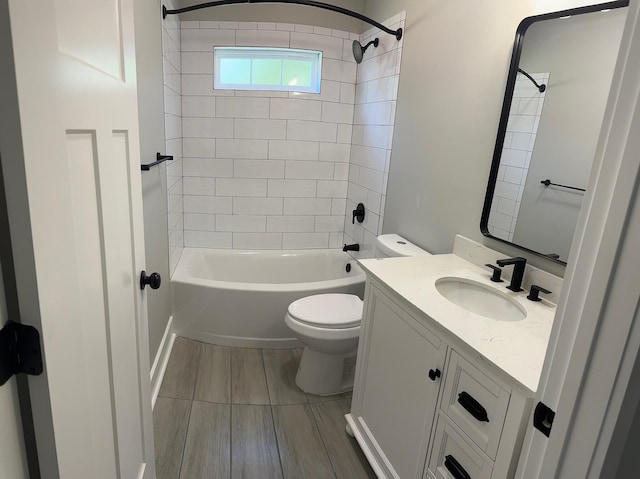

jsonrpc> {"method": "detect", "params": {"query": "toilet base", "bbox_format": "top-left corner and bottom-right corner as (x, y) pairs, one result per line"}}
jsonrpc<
(295, 347), (356, 396)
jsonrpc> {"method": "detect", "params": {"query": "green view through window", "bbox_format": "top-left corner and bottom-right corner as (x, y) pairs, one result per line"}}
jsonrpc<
(214, 47), (322, 93)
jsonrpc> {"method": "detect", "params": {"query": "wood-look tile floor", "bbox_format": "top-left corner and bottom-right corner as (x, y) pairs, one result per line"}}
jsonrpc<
(154, 337), (376, 479)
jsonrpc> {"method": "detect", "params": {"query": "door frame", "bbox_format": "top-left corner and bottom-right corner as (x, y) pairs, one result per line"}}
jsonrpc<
(516, 0), (640, 476)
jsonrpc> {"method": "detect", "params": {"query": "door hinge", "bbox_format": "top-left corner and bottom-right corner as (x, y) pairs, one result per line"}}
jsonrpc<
(533, 401), (555, 437)
(0, 321), (43, 386)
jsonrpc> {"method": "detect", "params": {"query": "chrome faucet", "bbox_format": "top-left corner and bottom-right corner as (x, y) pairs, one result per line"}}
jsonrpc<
(496, 257), (527, 292)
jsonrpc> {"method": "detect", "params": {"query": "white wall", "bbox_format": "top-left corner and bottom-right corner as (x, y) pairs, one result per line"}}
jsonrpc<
(135, 0), (173, 365)
(363, 0), (610, 272)
(344, 12), (406, 258)
(179, 21), (359, 250)
(173, 0), (365, 33)
(163, 2), (184, 272)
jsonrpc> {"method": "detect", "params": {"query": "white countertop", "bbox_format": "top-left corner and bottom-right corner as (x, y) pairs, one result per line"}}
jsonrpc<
(359, 254), (556, 394)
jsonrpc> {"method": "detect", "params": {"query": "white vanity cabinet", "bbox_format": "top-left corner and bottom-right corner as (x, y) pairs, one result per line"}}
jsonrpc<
(348, 281), (446, 479)
(347, 278), (534, 479)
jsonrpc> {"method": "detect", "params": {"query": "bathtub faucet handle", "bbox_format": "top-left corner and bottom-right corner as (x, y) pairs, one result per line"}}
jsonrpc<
(343, 243), (360, 252)
(352, 203), (365, 224)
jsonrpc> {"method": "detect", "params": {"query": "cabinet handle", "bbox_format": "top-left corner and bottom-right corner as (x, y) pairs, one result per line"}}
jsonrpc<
(428, 368), (441, 381)
(458, 391), (489, 422)
(444, 454), (471, 479)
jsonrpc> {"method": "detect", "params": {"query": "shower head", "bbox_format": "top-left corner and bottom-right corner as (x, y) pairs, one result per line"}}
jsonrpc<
(352, 38), (379, 64)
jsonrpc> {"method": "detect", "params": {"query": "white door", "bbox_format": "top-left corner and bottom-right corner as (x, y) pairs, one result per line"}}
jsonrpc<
(0, 1), (155, 478)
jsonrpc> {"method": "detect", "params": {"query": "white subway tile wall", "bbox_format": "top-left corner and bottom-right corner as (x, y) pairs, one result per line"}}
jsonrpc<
(164, 14), (406, 252)
(180, 21), (362, 250)
(488, 73), (549, 242)
(344, 12), (406, 259)
(163, 1), (184, 274)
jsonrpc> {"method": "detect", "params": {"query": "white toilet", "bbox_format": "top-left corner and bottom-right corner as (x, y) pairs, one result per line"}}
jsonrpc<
(285, 234), (430, 395)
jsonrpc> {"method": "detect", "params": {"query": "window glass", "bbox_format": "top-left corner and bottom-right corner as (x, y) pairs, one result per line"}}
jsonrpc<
(220, 58), (251, 85)
(252, 59), (281, 85)
(283, 60), (312, 87)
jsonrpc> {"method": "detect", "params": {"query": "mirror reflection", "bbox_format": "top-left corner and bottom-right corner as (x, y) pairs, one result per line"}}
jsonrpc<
(481, 3), (628, 264)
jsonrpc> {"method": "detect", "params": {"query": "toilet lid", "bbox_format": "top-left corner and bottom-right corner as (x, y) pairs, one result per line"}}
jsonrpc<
(288, 294), (363, 329)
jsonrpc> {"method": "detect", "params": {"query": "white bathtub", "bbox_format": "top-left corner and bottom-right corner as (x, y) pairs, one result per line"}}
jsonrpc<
(171, 248), (366, 348)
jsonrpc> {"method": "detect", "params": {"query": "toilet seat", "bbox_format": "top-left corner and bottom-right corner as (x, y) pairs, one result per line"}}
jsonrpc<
(287, 293), (362, 329)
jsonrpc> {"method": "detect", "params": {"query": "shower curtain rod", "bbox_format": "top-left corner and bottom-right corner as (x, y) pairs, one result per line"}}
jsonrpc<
(162, 0), (403, 40)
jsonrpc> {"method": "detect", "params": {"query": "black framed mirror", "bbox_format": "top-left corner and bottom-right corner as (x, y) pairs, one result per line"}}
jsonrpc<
(481, 1), (628, 265)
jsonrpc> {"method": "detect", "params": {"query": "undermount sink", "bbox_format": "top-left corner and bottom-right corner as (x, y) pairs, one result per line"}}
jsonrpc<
(435, 277), (527, 321)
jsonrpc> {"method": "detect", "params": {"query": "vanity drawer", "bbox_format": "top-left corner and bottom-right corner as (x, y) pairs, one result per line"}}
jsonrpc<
(427, 413), (493, 479)
(440, 351), (510, 459)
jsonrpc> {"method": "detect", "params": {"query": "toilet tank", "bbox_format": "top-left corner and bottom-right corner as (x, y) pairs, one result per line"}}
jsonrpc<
(375, 234), (431, 258)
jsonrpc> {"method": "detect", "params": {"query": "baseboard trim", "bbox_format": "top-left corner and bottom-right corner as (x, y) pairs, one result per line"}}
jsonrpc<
(150, 316), (176, 410)
(176, 328), (301, 349)
(345, 413), (389, 479)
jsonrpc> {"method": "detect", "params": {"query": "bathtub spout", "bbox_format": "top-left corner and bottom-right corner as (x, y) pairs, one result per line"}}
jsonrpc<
(343, 243), (360, 252)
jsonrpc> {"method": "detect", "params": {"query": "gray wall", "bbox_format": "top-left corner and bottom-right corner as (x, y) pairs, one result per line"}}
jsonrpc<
(175, 0), (364, 32)
(513, 9), (626, 262)
(134, 0), (172, 364)
(363, 0), (608, 273)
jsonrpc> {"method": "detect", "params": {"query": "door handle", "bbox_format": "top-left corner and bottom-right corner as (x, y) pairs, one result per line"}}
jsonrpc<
(140, 271), (161, 290)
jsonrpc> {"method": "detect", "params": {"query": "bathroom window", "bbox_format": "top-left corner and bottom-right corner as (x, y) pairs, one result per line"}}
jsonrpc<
(213, 47), (322, 93)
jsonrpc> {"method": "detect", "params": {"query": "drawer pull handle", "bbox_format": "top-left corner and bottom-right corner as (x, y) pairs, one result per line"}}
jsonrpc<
(444, 454), (471, 479)
(428, 368), (441, 381)
(458, 391), (489, 422)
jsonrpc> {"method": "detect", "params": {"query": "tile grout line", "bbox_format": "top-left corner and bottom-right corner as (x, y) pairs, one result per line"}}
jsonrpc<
(229, 402), (233, 479)
(259, 348), (271, 407)
(177, 399), (194, 479)
(308, 401), (339, 479)
(177, 341), (202, 479)
(228, 347), (233, 478)
(262, 349), (275, 406)
(264, 350), (286, 478)
(226, 346), (232, 405)
(230, 347), (237, 405)
(189, 342), (203, 401)
(269, 404), (286, 479)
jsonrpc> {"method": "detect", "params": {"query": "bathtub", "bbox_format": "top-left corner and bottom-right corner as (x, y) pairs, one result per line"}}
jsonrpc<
(171, 248), (366, 348)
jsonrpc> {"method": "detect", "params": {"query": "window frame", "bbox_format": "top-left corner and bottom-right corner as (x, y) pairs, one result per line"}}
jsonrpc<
(213, 46), (323, 94)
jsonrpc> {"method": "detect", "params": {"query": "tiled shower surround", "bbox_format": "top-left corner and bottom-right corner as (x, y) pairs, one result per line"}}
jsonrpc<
(344, 13), (405, 258)
(163, 14), (405, 255)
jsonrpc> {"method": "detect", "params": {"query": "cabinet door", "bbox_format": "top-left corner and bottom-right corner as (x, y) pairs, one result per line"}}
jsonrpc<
(359, 287), (446, 479)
